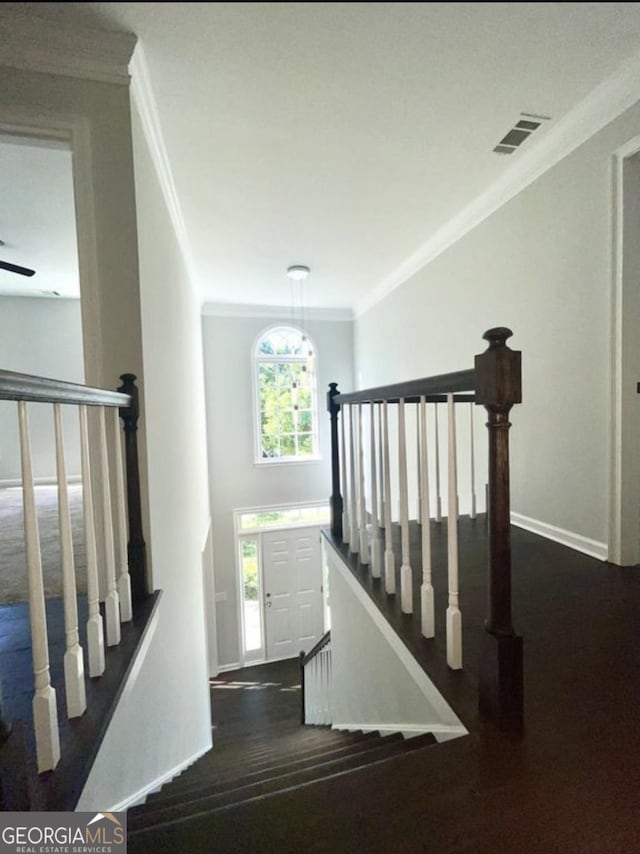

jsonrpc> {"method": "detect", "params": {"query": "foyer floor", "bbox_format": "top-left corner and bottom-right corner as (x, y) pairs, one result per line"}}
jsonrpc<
(128, 519), (640, 853)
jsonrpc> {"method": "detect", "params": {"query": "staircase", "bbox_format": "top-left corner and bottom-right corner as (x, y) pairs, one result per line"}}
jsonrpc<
(127, 659), (437, 839)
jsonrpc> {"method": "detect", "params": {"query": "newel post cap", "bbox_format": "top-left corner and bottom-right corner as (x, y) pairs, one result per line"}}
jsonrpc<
(327, 382), (340, 413)
(475, 328), (522, 407)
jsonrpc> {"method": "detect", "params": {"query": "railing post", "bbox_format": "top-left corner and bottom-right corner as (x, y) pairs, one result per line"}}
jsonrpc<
(475, 327), (523, 733)
(327, 383), (343, 540)
(117, 374), (148, 605)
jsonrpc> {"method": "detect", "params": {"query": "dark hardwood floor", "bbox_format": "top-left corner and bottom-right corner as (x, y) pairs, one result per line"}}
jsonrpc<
(127, 518), (640, 853)
(0, 591), (161, 809)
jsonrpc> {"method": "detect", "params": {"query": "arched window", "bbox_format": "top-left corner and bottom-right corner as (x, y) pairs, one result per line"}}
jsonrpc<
(254, 326), (319, 462)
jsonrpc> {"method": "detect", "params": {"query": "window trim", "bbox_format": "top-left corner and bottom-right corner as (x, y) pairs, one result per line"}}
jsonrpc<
(252, 324), (321, 465)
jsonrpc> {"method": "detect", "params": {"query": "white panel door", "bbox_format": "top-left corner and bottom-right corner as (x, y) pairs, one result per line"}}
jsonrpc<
(263, 526), (324, 661)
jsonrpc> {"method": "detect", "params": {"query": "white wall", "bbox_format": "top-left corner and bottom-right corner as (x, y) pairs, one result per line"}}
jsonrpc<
(0, 296), (83, 482)
(78, 95), (213, 808)
(326, 544), (466, 740)
(355, 98), (640, 555)
(202, 311), (354, 668)
(0, 58), (212, 807)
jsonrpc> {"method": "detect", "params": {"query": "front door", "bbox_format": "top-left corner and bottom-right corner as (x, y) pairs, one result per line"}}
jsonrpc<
(262, 527), (324, 661)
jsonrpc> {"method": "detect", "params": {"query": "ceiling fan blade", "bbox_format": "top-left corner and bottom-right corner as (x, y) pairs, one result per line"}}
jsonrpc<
(0, 260), (35, 277)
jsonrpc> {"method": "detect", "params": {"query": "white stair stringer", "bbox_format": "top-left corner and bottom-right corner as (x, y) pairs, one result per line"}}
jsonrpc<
(323, 539), (468, 745)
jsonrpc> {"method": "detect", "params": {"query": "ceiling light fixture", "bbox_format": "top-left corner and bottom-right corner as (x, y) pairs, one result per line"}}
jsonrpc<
(286, 265), (310, 281)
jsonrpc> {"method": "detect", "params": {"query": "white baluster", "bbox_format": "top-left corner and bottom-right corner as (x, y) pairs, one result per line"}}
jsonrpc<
(348, 405), (359, 551)
(79, 405), (105, 678)
(416, 405), (422, 523)
(446, 394), (462, 669)
(323, 649), (330, 724)
(99, 407), (121, 646)
(434, 402), (442, 522)
(112, 408), (132, 622)
(17, 401), (61, 772)
(469, 402), (477, 520)
(419, 397), (435, 638)
(340, 405), (350, 544)
(53, 404), (86, 719)
(398, 399), (413, 613)
(358, 403), (369, 564)
(378, 404), (385, 528)
(327, 644), (333, 721)
(369, 402), (381, 578)
(382, 401), (395, 594)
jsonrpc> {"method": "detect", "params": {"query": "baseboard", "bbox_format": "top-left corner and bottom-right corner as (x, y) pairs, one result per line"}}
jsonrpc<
(107, 742), (212, 811)
(510, 512), (607, 561)
(332, 722), (466, 742)
(216, 662), (242, 673)
(0, 475), (82, 488)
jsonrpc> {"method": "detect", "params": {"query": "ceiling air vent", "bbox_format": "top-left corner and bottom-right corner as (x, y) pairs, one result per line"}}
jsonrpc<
(493, 112), (550, 155)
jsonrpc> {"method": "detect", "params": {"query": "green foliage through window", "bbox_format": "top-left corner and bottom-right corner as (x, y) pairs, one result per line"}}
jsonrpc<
(255, 327), (318, 460)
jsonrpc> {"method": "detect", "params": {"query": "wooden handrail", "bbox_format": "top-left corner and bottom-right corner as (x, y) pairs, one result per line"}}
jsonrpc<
(334, 369), (475, 406)
(0, 369), (131, 408)
(300, 630), (331, 667)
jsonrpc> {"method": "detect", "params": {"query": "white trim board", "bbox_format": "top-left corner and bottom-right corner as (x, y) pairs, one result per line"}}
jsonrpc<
(202, 302), (353, 322)
(510, 512), (607, 562)
(129, 44), (200, 300)
(356, 48), (640, 317)
(0, 11), (136, 85)
(332, 722), (465, 744)
(105, 742), (211, 811)
(325, 541), (467, 737)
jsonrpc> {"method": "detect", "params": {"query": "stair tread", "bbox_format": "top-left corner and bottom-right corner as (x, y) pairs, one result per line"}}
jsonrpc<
(144, 732), (419, 805)
(162, 731), (383, 792)
(129, 732), (436, 832)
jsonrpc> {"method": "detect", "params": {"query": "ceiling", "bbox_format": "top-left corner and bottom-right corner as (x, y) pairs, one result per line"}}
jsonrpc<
(5, 2), (640, 310)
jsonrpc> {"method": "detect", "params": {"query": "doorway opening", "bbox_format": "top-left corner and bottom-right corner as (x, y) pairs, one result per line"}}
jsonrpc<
(235, 503), (330, 665)
(610, 138), (640, 565)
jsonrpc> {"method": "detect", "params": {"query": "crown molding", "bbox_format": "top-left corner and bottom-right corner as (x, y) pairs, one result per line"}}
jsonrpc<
(0, 11), (136, 85)
(129, 43), (200, 297)
(356, 48), (640, 318)
(202, 302), (353, 322)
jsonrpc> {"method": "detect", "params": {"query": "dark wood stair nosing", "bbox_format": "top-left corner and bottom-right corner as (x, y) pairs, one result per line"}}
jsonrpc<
(141, 732), (428, 807)
(128, 733), (436, 830)
(127, 734), (438, 837)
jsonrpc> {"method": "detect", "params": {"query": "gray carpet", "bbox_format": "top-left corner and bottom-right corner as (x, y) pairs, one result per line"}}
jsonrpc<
(0, 484), (87, 604)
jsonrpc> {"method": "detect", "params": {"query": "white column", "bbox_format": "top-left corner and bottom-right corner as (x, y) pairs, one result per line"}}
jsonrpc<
(382, 401), (395, 594)
(369, 402), (381, 578)
(340, 404), (350, 544)
(378, 404), (385, 529)
(358, 403), (369, 564)
(53, 404), (86, 719)
(99, 407), (121, 646)
(446, 393), (462, 669)
(79, 405), (105, 678)
(348, 404), (359, 551)
(17, 401), (61, 772)
(469, 402), (477, 520)
(398, 398), (413, 613)
(434, 402), (442, 522)
(112, 407), (132, 622)
(419, 396), (435, 638)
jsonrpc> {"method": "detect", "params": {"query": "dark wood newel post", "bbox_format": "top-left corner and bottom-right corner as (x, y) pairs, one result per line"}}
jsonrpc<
(327, 383), (343, 539)
(475, 327), (523, 733)
(117, 373), (149, 605)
